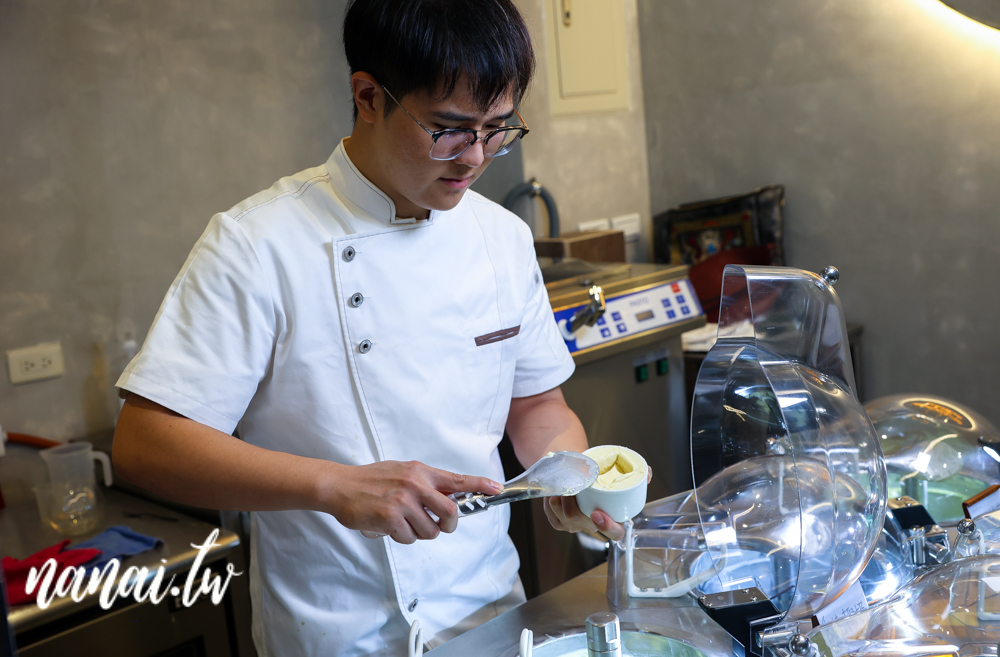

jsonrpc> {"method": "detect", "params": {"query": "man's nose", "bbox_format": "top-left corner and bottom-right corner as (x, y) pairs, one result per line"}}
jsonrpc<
(455, 138), (486, 168)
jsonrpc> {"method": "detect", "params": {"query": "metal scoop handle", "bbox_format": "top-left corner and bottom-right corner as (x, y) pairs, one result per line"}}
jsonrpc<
(449, 488), (537, 517)
(448, 451), (599, 517)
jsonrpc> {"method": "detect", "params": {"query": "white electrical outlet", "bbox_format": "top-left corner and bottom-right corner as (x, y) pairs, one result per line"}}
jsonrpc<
(611, 213), (642, 243)
(577, 218), (610, 232)
(6, 341), (65, 384)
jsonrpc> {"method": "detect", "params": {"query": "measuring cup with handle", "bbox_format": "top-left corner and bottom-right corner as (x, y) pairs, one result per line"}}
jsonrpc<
(35, 442), (113, 536)
(39, 441), (113, 488)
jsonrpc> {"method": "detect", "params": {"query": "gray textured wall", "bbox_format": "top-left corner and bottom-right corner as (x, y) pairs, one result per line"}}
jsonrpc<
(0, 0), (529, 440)
(514, 0), (653, 253)
(638, 0), (1000, 420)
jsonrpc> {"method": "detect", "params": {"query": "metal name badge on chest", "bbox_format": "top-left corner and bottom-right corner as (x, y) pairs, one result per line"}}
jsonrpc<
(474, 326), (520, 347)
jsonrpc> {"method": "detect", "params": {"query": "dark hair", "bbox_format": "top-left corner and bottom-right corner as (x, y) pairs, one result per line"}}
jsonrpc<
(343, 0), (535, 120)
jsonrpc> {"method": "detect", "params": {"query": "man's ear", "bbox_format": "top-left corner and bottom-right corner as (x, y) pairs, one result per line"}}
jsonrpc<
(351, 72), (384, 125)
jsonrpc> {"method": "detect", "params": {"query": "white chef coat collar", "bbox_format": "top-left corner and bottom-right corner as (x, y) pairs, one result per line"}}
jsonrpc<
(328, 138), (440, 226)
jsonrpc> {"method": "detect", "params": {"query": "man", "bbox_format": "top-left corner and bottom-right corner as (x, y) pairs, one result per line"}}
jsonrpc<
(113, 1), (623, 654)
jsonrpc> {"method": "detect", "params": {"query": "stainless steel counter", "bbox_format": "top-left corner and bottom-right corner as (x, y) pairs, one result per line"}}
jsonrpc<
(1, 487), (240, 632)
(427, 563), (734, 657)
(1, 486), (255, 657)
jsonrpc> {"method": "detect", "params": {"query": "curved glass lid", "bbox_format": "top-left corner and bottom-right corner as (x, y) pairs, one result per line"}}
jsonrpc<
(691, 266), (887, 624)
(809, 555), (1000, 657)
(857, 508), (916, 606)
(866, 394), (1000, 525)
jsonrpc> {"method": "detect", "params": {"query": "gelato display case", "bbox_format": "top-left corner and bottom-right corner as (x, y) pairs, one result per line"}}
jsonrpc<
(608, 264), (888, 656)
(809, 555), (1000, 657)
(865, 394), (1000, 526)
(808, 508), (1000, 657)
(429, 264), (1000, 657)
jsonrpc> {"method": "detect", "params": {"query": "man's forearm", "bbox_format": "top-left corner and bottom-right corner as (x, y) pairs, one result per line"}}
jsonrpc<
(113, 394), (502, 544)
(505, 387), (588, 468)
(113, 394), (336, 513)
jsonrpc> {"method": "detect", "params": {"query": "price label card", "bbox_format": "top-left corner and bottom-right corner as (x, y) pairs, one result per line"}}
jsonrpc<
(813, 580), (870, 626)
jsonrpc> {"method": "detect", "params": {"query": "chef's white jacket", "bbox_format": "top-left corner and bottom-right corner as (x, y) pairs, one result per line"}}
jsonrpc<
(116, 140), (576, 656)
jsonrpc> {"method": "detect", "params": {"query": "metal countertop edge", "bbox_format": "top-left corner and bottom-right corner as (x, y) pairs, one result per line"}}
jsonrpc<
(5, 491), (241, 633)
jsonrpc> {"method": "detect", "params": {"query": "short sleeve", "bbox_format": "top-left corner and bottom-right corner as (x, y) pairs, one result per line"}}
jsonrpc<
(511, 258), (575, 398)
(116, 214), (276, 433)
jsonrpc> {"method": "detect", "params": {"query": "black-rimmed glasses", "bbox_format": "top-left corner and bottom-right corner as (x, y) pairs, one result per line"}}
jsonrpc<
(382, 86), (529, 161)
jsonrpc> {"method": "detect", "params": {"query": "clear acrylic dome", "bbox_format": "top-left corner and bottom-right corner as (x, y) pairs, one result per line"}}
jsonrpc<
(865, 394), (1000, 525)
(809, 555), (1000, 657)
(856, 507), (915, 606)
(690, 266), (887, 624)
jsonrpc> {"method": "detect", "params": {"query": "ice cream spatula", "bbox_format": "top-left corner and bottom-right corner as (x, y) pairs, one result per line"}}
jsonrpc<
(449, 451), (599, 517)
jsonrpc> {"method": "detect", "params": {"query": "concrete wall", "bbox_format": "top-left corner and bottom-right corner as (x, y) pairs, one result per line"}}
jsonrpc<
(0, 1), (356, 439)
(0, 0), (530, 441)
(637, 0), (1000, 420)
(15, 0), (996, 437)
(513, 0), (653, 256)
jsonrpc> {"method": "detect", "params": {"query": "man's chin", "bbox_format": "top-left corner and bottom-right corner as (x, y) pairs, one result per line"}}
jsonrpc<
(425, 187), (469, 212)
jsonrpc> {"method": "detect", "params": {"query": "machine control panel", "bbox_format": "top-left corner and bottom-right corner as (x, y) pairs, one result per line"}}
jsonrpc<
(553, 278), (702, 353)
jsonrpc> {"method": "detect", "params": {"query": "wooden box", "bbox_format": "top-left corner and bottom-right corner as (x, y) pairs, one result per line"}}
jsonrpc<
(534, 230), (626, 263)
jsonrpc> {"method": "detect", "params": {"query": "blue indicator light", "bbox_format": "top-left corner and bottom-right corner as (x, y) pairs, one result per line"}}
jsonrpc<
(600, 327), (611, 338)
(616, 323), (627, 333)
(681, 306), (690, 315)
(661, 298), (671, 308)
(611, 311), (622, 321)
(676, 294), (685, 303)
(666, 310), (676, 319)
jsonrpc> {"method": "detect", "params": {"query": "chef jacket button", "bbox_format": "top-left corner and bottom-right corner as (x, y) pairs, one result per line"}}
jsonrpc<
(342, 246), (356, 262)
(358, 340), (373, 354)
(408, 598), (419, 612)
(350, 292), (364, 307)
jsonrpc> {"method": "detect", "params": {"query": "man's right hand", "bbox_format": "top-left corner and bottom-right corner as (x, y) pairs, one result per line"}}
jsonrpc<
(324, 461), (502, 545)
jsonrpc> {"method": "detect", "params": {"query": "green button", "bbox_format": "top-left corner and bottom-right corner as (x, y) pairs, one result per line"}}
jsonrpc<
(635, 364), (649, 383)
(656, 358), (669, 376)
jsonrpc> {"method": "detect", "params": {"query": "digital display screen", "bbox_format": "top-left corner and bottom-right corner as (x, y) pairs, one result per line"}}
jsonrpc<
(635, 310), (655, 322)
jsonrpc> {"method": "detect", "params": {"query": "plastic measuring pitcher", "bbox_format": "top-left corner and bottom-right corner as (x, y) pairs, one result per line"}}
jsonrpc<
(39, 442), (113, 487)
(35, 442), (112, 536)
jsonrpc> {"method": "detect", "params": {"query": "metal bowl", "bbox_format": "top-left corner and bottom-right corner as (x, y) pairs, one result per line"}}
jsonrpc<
(506, 628), (709, 657)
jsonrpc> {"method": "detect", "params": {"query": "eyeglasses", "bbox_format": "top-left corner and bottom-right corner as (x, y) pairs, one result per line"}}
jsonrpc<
(382, 86), (529, 161)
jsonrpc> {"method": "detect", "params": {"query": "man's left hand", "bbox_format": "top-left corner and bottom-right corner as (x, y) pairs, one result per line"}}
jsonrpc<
(542, 467), (653, 542)
(506, 387), (653, 543)
(543, 495), (626, 541)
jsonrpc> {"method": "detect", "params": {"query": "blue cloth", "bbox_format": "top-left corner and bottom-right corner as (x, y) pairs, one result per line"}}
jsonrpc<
(76, 525), (162, 570)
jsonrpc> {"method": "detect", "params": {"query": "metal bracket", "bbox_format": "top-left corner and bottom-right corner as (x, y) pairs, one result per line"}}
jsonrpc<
(888, 497), (951, 566)
(697, 587), (781, 657)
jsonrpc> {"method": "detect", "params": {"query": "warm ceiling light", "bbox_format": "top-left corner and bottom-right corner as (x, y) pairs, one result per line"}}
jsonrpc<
(939, 0), (1000, 29)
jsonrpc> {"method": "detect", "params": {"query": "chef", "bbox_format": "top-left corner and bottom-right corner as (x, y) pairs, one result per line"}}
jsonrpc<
(112, 0), (626, 655)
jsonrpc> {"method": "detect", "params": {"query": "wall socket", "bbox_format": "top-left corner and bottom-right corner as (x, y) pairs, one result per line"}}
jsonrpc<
(6, 341), (65, 384)
(577, 218), (611, 232)
(611, 213), (642, 243)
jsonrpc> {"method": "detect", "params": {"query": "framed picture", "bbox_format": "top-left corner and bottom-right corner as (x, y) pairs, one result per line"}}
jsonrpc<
(667, 211), (756, 266)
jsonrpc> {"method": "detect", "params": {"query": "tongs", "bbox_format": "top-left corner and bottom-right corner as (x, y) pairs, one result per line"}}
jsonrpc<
(448, 451), (599, 517)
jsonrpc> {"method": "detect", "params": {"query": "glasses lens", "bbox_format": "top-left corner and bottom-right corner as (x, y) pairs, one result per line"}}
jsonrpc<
(430, 131), (475, 160)
(484, 129), (522, 158)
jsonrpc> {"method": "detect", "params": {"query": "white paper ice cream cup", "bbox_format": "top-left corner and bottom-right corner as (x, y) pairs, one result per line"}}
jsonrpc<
(576, 445), (648, 523)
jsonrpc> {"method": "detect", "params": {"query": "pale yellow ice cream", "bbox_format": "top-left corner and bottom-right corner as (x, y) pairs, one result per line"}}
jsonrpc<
(587, 445), (646, 491)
